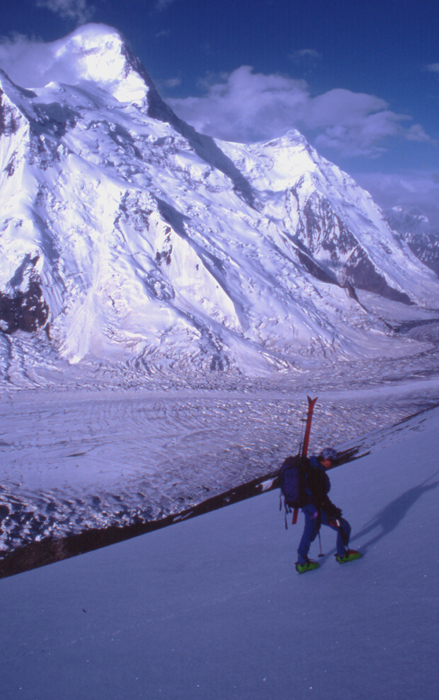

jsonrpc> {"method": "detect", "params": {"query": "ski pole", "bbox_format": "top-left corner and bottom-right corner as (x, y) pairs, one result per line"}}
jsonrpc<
(318, 531), (324, 557)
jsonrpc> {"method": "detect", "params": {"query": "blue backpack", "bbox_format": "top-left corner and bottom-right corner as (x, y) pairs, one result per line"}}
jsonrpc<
(279, 455), (311, 526)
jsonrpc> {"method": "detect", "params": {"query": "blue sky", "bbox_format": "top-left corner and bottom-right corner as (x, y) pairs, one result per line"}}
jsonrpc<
(1, 0), (438, 220)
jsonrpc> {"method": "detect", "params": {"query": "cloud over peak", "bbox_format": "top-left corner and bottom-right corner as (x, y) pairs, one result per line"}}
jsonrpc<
(167, 66), (433, 157)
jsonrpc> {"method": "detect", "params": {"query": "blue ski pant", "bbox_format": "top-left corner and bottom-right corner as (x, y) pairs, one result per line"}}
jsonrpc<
(297, 505), (351, 564)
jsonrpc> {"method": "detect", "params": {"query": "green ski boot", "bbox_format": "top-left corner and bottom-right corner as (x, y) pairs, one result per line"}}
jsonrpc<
(295, 559), (320, 574)
(335, 549), (362, 564)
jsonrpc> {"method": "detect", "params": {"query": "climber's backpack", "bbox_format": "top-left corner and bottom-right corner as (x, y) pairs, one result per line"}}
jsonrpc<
(279, 455), (311, 527)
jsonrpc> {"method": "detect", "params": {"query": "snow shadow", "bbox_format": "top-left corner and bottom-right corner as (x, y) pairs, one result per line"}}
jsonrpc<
(351, 476), (439, 553)
(156, 197), (247, 325)
(146, 82), (256, 207)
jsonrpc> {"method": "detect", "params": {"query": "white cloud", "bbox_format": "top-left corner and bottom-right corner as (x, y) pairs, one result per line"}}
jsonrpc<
(426, 63), (439, 74)
(163, 77), (181, 88)
(167, 66), (434, 157)
(155, 29), (172, 39)
(289, 49), (322, 62)
(0, 25), (118, 89)
(168, 66), (310, 144)
(35, 0), (94, 24)
(404, 124), (434, 143)
(0, 35), (58, 88)
(155, 0), (178, 10)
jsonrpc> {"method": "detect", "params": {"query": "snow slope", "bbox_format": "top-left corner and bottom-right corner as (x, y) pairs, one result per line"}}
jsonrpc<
(1, 24), (439, 375)
(0, 401), (438, 700)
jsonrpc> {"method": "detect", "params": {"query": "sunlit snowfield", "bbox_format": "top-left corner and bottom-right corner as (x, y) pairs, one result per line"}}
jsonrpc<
(1, 320), (439, 554)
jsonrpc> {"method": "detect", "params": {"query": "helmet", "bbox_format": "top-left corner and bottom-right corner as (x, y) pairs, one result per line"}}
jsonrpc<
(320, 447), (337, 461)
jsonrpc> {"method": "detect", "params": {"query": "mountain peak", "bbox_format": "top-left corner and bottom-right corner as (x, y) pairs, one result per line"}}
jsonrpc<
(1, 28), (439, 372)
(1, 24), (150, 105)
(53, 24), (150, 103)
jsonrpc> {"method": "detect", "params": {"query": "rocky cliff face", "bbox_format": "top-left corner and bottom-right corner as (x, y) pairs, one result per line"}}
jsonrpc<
(0, 24), (438, 373)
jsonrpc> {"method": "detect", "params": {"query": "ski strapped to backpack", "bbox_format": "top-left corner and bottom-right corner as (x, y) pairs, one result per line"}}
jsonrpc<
(279, 396), (317, 528)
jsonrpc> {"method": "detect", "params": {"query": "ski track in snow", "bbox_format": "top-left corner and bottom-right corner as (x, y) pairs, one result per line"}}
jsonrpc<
(1, 346), (439, 554)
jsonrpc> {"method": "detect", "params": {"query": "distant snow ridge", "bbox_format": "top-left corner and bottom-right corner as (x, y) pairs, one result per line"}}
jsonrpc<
(1, 24), (438, 374)
(386, 206), (439, 279)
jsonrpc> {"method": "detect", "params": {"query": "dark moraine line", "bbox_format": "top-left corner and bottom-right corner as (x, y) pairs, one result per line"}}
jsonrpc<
(0, 447), (363, 579)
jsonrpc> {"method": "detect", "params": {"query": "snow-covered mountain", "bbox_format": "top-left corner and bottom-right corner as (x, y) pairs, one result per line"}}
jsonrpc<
(386, 205), (439, 278)
(1, 24), (438, 373)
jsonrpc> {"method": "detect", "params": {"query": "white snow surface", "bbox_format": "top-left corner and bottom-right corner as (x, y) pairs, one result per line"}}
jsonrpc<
(1, 24), (439, 376)
(0, 397), (438, 699)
